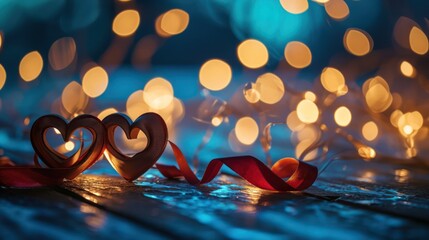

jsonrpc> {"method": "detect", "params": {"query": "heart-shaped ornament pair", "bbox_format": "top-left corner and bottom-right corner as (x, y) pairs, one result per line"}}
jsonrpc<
(30, 112), (168, 181)
(31, 114), (106, 179)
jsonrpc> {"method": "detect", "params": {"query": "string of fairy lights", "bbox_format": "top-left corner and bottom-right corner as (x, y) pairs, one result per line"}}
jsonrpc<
(0, 0), (428, 174)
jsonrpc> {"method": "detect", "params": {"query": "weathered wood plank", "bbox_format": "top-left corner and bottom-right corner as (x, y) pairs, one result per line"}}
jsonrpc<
(62, 171), (429, 239)
(61, 174), (227, 239)
(308, 159), (429, 223)
(0, 188), (166, 239)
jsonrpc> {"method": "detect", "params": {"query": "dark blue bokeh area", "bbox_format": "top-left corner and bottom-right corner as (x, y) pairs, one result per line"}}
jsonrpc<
(0, 0), (428, 75)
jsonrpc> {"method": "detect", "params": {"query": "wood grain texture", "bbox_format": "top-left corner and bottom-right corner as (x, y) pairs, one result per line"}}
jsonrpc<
(0, 188), (165, 239)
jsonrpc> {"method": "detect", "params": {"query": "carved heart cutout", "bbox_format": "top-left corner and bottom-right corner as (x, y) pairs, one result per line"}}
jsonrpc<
(30, 114), (106, 179)
(102, 113), (168, 181)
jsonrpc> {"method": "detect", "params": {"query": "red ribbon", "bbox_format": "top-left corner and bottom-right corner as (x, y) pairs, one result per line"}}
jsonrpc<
(157, 142), (318, 191)
(0, 141), (318, 191)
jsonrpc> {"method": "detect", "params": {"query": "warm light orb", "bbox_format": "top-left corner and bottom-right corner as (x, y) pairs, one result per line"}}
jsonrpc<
(284, 41), (312, 68)
(304, 91), (316, 102)
(390, 110), (403, 128)
(296, 99), (319, 124)
(397, 111), (423, 137)
(48, 37), (76, 70)
(65, 141), (75, 151)
(320, 67), (345, 93)
(0, 32), (3, 49)
(199, 59), (232, 91)
(160, 9), (189, 36)
(23, 117), (30, 126)
(279, 0), (308, 14)
(97, 108), (118, 120)
(235, 117), (259, 145)
(409, 26), (429, 55)
(403, 111), (423, 130)
(211, 116), (223, 127)
(19, 51), (43, 82)
(325, 0), (349, 20)
(403, 125), (413, 136)
(126, 90), (150, 120)
(82, 66), (109, 98)
(62, 81), (88, 114)
(336, 85), (349, 96)
(358, 146), (376, 159)
(144, 77), (174, 110)
(112, 10), (140, 37)
(362, 121), (378, 141)
(155, 14), (170, 37)
(334, 106), (352, 127)
(344, 28), (373, 56)
(237, 39), (269, 69)
(400, 61), (415, 77)
(364, 80), (392, 113)
(0, 64), (6, 90)
(254, 73), (285, 104)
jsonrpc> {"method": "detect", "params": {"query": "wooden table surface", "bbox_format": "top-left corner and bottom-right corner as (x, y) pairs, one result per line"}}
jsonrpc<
(1, 70), (428, 239)
(1, 159), (428, 239)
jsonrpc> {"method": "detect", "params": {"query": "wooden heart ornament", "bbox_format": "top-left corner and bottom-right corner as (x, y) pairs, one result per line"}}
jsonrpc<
(102, 113), (168, 181)
(30, 114), (106, 179)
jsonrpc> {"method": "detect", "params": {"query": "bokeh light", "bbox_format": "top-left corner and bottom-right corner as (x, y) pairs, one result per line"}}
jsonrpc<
(325, 0), (349, 20)
(160, 9), (189, 36)
(112, 10), (140, 37)
(400, 61), (415, 77)
(0, 64), (6, 90)
(320, 67), (345, 93)
(237, 39), (269, 69)
(334, 106), (352, 127)
(362, 121), (378, 141)
(284, 41), (312, 68)
(199, 59), (232, 91)
(279, 0), (308, 14)
(398, 111), (423, 136)
(82, 66), (109, 98)
(409, 26), (429, 55)
(126, 90), (149, 120)
(254, 73), (285, 104)
(65, 141), (75, 151)
(363, 76), (392, 113)
(304, 91), (316, 102)
(155, 14), (170, 38)
(390, 110), (403, 128)
(19, 51), (43, 82)
(344, 28), (373, 56)
(61, 81), (88, 115)
(211, 116), (223, 127)
(235, 117), (259, 145)
(296, 99), (319, 124)
(143, 77), (174, 110)
(358, 146), (376, 159)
